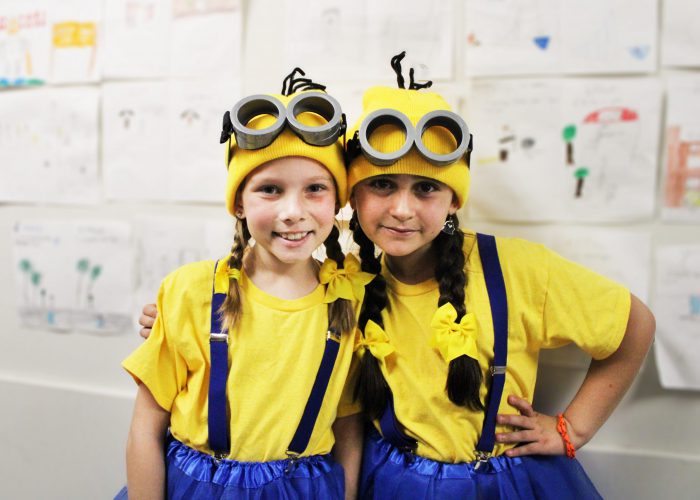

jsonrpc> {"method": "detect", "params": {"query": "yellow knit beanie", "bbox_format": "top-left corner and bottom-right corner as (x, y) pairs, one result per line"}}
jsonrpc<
(224, 91), (347, 216)
(347, 86), (470, 208)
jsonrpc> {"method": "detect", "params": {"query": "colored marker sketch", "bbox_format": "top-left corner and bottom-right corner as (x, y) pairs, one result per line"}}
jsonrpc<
(13, 221), (134, 334)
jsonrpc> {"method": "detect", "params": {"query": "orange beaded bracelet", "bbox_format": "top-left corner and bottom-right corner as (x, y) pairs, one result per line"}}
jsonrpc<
(556, 413), (576, 459)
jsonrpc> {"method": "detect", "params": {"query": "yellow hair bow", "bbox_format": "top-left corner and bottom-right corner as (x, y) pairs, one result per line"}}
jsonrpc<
(429, 303), (478, 363)
(320, 254), (375, 303)
(228, 267), (241, 281)
(354, 321), (395, 361)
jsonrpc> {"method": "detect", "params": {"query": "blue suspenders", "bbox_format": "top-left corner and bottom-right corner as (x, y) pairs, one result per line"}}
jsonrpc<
(378, 233), (508, 460)
(474, 233), (509, 459)
(207, 260), (342, 461)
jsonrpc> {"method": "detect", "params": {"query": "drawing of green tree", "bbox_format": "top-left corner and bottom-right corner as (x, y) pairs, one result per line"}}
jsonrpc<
(18, 259), (32, 305)
(575, 167), (589, 198)
(85, 264), (102, 306)
(76, 258), (90, 308)
(562, 124), (577, 165)
(30, 271), (42, 305)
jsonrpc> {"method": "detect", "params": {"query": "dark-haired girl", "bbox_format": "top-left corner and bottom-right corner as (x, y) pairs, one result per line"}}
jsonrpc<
(345, 66), (655, 498)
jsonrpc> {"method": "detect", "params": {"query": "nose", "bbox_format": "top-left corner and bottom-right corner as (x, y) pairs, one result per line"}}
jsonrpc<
(278, 191), (305, 223)
(389, 189), (415, 221)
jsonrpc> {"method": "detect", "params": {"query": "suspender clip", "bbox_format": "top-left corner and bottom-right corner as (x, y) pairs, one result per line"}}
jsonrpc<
(210, 332), (229, 343)
(490, 365), (506, 376)
(326, 328), (341, 343)
(474, 450), (492, 470)
(284, 451), (300, 474)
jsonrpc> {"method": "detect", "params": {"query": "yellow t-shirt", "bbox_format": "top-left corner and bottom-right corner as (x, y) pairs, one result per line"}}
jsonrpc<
(123, 258), (359, 461)
(375, 230), (631, 463)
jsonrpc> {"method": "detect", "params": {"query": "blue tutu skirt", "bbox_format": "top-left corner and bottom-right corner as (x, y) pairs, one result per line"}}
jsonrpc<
(115, 438), (345, 499)
(360, 429), (602, 500)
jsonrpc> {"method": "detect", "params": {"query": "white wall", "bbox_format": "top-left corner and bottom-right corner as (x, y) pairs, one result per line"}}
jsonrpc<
(1, 1), (699, 498)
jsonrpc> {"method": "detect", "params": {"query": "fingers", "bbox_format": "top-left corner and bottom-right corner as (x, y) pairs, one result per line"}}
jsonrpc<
(506, 395), (535, 416)
(143, 303), (158, 319)
(139, 313), (155, 329)
(497, 413), (534, 429)
(138, 303), (157, 340)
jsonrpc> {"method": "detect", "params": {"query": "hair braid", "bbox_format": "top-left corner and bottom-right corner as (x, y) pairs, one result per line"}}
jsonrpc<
(433, 215), (484, 411)
(324, 224), (356, 334)
(219, 218), (250, 332)
(351, 212), (392, 420)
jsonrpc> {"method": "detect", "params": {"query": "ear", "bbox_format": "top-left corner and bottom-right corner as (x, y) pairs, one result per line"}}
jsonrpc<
(448, 194), (459, 215)
(349, 193), (356, 210)
(235, 203), (245, 219)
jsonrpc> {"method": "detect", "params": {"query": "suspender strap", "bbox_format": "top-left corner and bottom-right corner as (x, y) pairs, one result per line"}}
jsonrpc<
(208, 261), (230, 456)
(378, 392), (417, 451)
(287, 328), (342, 456)
(475, 233), (509, 454)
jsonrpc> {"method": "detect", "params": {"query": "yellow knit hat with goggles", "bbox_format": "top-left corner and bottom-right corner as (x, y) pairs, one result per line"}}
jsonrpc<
(347, 86), (471, 208)
(224, 91), (347, 216)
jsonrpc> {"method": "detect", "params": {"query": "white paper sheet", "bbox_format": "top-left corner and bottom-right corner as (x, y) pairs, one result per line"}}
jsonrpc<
(283, 0), (453, 84)
(661, 75), (700, 221)
(661, 0), (700, 67)
(102, 80), (169, 201)
(0, 1), (50, 87)
(47, 0), (101, 83)
(654, 244), (700, 391)
(134, 216), (233, 306)
(168, 78), (239, 202)
(0, 86), (100, 204)
(466, 78), (661, 222)
(102, 79), (239, 202)
(170, 0), (241, 79)
(465, 0), (657, 76)
(12, 220), (134, 334)
(102, 0), (170, 78)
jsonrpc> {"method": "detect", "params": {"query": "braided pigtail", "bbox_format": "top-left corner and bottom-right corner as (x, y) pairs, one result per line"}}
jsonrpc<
(219, 218), (250, 332)
(433, 214), (484, 411)
(323, 224), (356, 334)
(351, 212), (392, 420)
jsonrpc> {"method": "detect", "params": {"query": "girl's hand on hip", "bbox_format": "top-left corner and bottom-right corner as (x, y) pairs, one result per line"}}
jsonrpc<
(495, 395), (566, 457)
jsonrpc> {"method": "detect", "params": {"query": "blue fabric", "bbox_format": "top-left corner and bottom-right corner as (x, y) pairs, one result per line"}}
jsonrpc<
(288, 331), (341, 455)
(378, 393), (417, 451)
(360, 430), (602, 500)
(209, 260), (229, 455)
(475, 232), (509, 455)
(166, 438), (345, 499)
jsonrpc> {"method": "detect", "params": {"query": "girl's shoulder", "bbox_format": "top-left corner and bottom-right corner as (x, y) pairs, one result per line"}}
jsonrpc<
(159, 259), (221, 297)
(462, 229), (555, 274)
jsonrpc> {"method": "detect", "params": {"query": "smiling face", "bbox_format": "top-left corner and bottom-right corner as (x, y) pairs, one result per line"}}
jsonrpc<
(237, 156), (337, 267)
(351, 173), (458, 264)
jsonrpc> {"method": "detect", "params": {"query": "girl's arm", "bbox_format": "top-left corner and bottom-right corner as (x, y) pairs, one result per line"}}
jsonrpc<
(332, 413), (364, 500)
(126, 383), (170, 500)
(496, 293), (655, 456)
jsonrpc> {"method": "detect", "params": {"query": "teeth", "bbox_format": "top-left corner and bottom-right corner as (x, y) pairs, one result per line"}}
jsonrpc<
(278, 231), (308, 241)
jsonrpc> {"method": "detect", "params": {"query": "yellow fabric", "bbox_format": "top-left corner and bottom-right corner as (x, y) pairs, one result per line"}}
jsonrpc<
(429, 304), (478, 362)
(225, 91), (347, 215)
(354, 320), (395, 361)
(123, 258), (358, 461)
(347, 86), (471, 207)
(320, 254), (375, 304)
(374, 230), (631, 463)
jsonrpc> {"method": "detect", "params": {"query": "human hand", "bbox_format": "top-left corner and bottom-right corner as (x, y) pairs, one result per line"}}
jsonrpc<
(138, 303), (158, 339)
(495, 395), (569, 457)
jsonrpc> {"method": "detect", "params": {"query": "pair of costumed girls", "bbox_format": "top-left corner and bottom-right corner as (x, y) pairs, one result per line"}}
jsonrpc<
(121, 53), (655, 500)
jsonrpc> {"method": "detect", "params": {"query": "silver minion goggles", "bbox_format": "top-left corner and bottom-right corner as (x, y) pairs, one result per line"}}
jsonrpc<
(352, 108), (473, 167)
(220, 91), (346, 150)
